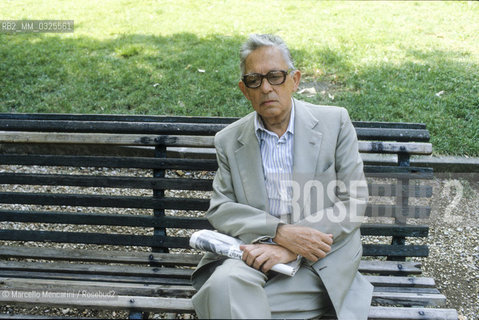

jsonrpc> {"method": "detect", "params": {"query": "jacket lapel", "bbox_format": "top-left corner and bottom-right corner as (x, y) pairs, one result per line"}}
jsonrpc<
(292, 99), (323, 218)
(234, 117), (269, 212)
(292, 99), (323, 174)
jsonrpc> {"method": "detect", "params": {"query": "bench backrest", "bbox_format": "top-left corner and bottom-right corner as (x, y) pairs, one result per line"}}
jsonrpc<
(0, 113), (433, 260)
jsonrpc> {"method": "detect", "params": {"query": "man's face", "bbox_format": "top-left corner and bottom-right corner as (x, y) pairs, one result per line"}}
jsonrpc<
(239, 46), (301, 126)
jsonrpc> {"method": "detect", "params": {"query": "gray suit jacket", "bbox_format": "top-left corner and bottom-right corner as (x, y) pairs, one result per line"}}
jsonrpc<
(192, 99), (373, 319)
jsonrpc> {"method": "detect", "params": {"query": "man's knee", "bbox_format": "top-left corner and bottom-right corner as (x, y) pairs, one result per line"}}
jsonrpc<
(193, 259), (271, 318)
(205, 259), (267, 292)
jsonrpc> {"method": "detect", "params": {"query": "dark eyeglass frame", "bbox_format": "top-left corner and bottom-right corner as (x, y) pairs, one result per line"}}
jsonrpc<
(242, 69), (294, 89)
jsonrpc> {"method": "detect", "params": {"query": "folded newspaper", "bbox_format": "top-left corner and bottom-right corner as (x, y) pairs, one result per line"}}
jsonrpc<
(190, 229), (302, 277)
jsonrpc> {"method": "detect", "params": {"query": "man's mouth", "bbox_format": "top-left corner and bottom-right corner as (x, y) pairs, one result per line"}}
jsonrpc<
(261, 100), (277, 106)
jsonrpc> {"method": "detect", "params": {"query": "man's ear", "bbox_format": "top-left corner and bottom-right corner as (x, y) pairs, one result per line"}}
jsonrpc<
(292, 70), (302, 92)
(238, 81), (251, 101)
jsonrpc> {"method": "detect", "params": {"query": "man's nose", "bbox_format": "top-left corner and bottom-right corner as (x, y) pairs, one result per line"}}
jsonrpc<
(260, 78), (273, 93)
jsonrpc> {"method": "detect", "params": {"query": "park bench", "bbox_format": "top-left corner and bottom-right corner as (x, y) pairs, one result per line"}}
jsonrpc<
(0, 112), (458, 319)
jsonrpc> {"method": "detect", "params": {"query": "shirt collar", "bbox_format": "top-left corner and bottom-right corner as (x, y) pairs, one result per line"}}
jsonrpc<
(255, 98), (295, 140)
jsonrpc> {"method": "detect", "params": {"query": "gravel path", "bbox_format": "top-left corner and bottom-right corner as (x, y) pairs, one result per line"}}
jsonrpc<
(421, 175), (479, 319)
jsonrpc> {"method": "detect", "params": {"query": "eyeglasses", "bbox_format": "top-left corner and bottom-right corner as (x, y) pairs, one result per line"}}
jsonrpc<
(242, 70), (293, 89)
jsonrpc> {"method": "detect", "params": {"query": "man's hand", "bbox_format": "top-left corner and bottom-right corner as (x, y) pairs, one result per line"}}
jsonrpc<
(239, 243), (297, 273)
(273, 224), (333, 262)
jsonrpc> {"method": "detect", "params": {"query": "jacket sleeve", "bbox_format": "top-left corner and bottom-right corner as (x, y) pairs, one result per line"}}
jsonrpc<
(206, 136), (282, 244)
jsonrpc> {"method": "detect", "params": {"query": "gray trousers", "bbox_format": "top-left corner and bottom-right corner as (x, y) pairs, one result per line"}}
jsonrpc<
(192, 258), (333, 319)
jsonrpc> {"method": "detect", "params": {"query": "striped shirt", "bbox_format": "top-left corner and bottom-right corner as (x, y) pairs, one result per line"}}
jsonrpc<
(254, 101), (295, 218)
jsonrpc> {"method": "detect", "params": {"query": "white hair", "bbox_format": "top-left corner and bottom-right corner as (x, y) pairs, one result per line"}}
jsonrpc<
(239, 34), (295, 75)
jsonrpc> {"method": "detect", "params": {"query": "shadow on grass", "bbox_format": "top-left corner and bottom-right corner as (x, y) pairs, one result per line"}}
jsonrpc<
(0, 33), (248, 116)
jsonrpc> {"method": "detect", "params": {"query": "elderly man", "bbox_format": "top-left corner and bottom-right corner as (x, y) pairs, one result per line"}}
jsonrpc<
(191, 34), (373, 319)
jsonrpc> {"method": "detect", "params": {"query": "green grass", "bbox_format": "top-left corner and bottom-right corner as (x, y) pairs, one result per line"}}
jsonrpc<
(0, 1), (478, 156)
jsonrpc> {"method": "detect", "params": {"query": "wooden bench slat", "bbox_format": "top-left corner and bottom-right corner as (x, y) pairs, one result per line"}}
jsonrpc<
(4, 280), (441, 296)
(0, 137), (432, 158)
(0, 271), (190, 286)
(0, 289), (450, 313)
(0, 278), (196, 298)
(0, 247), (423, 274)
(365, 204), (431, 219)
(163, 146), (436, 162)
(2, 144), (436, 164)
(0, 113), (238, 124)
(0, 230), (429, 257)
(0, 114), (428, 130)
(152, 146), (437, 163)
(1, 278), (440, 303)
(367, 306), (458, 320)
(0, 130), (432, 155)
(0, 154), (434, 181)
(358, 141), (432, 155)
(0, 173), (434, 199)
(0, 192), (430, 220)
(0, 247), (429, 276)
(0, 143), (161, 158)
(0, 280), (444, 303)
(1, 276), (443, 298)
(0, 212), (426, 237)
(363, 245), (429, 257)
(365, 165), (433, 179)
(0, 154), (218, 170)
(0, 158), (434, 184)
(0, 211), (427, 237)
(361, 224), (428, 237)
(353, 121), (426, 129)
(0, 261), (192, 279)
(0, 119), (226, 135)
(369, 183), (432, 197)
(0, 211), (213, 229)
(0, 173), (214, 191)
(365, 275), (435, 288)
(355, 128), (430, 142)
(0, 245), (424, 274)
(0, 276), (436, 299)
(0, 192), (210, 210)
(0, 230), (190, 248)
(0, 118), (430, 139)
(0, 290), (195, 313)
(0, 173), (434, 198)
(0, 230), (428, 257)
(374, 286), (440, 294)
(0, 132), (216, 147)
(359, 260), (422, 275)
(373, 291), (446, 307)
(0, 246), (202, 266)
